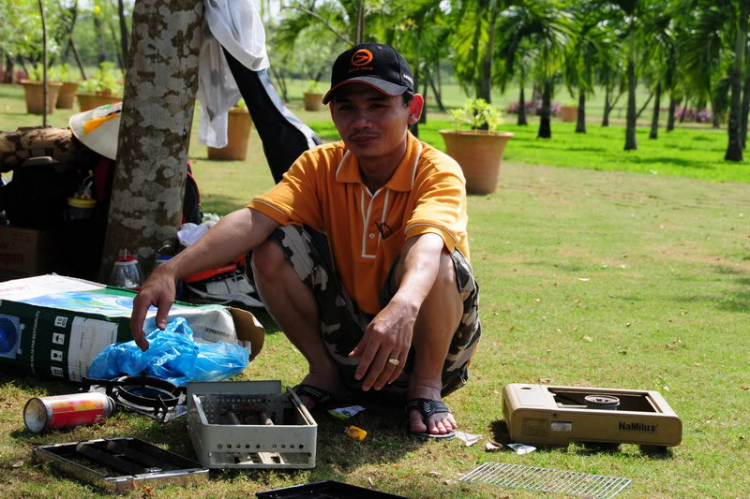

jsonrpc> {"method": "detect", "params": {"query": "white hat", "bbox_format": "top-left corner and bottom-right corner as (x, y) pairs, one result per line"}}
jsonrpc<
(69, 102), (122, 160)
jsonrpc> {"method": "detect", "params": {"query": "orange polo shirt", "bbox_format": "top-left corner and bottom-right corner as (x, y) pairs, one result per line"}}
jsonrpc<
(248, 132), (470, 315)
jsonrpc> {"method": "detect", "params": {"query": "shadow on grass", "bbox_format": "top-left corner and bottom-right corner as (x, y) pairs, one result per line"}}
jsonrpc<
(627, 156), (715, 169)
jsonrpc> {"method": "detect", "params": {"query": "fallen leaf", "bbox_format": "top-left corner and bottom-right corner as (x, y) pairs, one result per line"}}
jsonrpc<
(534, 298), (542, 303)
(580, 336), (593, 342)
(694, 363), (702, 367)
(618, 350), (628, 355)
(429, 471), (442, 477)
(662, 386), (670, 391)
(741, 385), (750, 391)
(368, 477), (375, 486)
(485, 441), (503, 452)
(11, 460), (23, 468)
(577, 278), (590, 281)
(626, 322), (632, 327)
(539, 378), (553, 384)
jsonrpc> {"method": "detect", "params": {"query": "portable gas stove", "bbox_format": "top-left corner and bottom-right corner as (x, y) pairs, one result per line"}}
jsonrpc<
(503, 384), (682, 448)
(82, 376), (187, 422)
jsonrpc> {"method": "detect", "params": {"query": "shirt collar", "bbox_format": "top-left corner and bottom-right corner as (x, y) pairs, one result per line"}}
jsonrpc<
(335, 131), (422, 192)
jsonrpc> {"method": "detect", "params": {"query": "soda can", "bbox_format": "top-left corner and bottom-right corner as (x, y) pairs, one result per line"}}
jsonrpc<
(24, 392), (116, 433)
(344, 425), (367, 442)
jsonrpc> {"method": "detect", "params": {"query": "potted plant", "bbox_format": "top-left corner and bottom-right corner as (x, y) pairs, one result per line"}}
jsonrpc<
(19, 66), (63, 115)
(76, 62), (123, 111)
(50, 64), (79, 109)
(439, 99), (513, 195)
(560, 100), (577, 122)
(303, 80), (324, 111)
(207, 99), (254, 161)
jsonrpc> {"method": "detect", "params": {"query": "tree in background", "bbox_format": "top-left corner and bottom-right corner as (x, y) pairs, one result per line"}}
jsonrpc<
(564, 1), (615, 134)
(494, 0), (569, 139)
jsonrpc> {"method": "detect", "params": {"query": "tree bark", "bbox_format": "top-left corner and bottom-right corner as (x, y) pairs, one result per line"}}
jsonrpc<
(118, 0), (130, 64)
(725, 0), (747, 161)
(479, 0), (498, 103)
(537, 79), (552, 139)
(517, 86), (527, 125)
(679, 99), (689, 123)
(575, 89), (586, 133)
(428, 73), (445, 113)
(624, 58), (637, 151)
(667, 95), (678, 131)
(98, 0), (204, 280)
(649, 82), (662, 139)
(635, 92), (653, 119)
(94, 14), (107, 64)
(740, 71), (750, 148)
(602, 86), (610, 126)
(38, 0), (48, 128)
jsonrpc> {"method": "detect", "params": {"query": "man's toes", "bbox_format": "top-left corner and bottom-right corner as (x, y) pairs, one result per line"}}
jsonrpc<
(409, 411), (427, 433)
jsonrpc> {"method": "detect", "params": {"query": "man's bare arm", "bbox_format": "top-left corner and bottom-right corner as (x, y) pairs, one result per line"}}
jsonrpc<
(130, 208), (279, 350)
(349, 232), (444, 390)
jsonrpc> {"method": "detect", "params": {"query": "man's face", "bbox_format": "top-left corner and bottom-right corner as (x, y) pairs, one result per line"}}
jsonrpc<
(330, 84), (420, 164)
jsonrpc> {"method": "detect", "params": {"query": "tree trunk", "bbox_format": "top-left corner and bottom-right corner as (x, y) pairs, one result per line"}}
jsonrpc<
(636, 92), (653, 119)
(479, 4), (498, 103)
(667, 95), (678, 131)
(98, 0), (204, 280)
(118, 0), (130, 64)
(725, 1), (747, 161)
(3, 55), (13, 84)
(428, 73), (445, 113)
(649, 82), (662, 139)
(537, 79), (552, 139)
(518, 86), (527, 126)
(576, 89), (586, 133)
(602, 86), (610, 126)
(70, 37), (88, 80)
(94, 14), (107, 64)
(38, 0), (48, 128)
(740, 71), (750, 148)
(624, 58), (637, 151)
(679, 99), (689, 123)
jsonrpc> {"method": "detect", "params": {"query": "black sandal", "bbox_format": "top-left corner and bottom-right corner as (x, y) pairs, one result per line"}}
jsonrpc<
(405, 398), (456, 440)
(292, 384), (337, 410)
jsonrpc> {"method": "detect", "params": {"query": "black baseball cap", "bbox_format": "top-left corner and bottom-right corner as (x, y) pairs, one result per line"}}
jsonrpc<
(322, 43), (414, 104)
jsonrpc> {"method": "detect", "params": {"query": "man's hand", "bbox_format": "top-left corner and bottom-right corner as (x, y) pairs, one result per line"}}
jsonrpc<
(349, 298), (418, 391)
(130, 265), (176, 351)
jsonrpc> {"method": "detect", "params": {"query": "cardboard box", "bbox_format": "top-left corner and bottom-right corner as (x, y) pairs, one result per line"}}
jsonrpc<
(0, 226), (60, 282)
(0, 275), (265, 382)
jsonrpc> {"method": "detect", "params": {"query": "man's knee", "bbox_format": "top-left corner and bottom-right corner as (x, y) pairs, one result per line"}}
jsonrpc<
(250, 238), (287, 282)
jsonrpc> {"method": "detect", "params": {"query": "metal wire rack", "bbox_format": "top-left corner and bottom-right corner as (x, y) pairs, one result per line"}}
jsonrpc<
(459, 462), (631, 498)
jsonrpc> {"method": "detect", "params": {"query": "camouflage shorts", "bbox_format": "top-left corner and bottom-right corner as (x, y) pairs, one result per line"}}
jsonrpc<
(265, 225), (481, 399)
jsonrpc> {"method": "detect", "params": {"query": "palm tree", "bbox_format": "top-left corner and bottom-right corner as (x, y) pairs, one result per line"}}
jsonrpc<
(449, 0), (503, 103)
(494, 0), (569, 138)
(564, 1), (616, 134)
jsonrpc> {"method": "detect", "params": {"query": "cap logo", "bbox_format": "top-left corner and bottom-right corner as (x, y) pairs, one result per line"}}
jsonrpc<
(351, 49), (374, 67)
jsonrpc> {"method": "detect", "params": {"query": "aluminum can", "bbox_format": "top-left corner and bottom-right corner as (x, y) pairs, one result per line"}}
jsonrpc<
(344, 425), (367, 442)
(24, 392), (115, 433)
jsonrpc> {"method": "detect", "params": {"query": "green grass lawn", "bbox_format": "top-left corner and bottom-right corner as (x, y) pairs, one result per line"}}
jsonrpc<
(1, 84), (749, 497)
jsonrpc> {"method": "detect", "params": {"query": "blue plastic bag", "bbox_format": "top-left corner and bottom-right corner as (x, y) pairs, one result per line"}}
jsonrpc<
(88, 317), (250, 386)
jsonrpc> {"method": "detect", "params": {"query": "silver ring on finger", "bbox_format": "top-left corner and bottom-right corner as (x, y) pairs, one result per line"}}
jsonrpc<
(388, 358), (400, 366)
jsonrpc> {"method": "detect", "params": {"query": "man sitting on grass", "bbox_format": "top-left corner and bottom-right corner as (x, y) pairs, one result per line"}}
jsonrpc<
(130, 43), (481, 439)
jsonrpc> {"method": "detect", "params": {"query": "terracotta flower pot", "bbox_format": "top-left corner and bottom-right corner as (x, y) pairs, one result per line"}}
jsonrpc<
(56, 82), (79, 109)
(20, 80), (64, 115)
(561, 105), (577, 122)
(76, 93), (122, 112)
(439, 130), (513, 195)
(303, 92), (324, 111)
(207, 108), (253, 161)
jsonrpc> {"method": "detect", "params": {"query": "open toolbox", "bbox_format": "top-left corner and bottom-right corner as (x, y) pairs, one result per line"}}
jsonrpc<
(32, 437), (208, 494)
(187, 380), (317, 469)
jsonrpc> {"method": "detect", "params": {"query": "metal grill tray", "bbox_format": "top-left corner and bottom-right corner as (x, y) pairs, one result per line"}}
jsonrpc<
(256, 480), (408, 498)
(187, 380), (317, 469)
(460, 462), (631, 499)
(32, 437), (208, 494)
